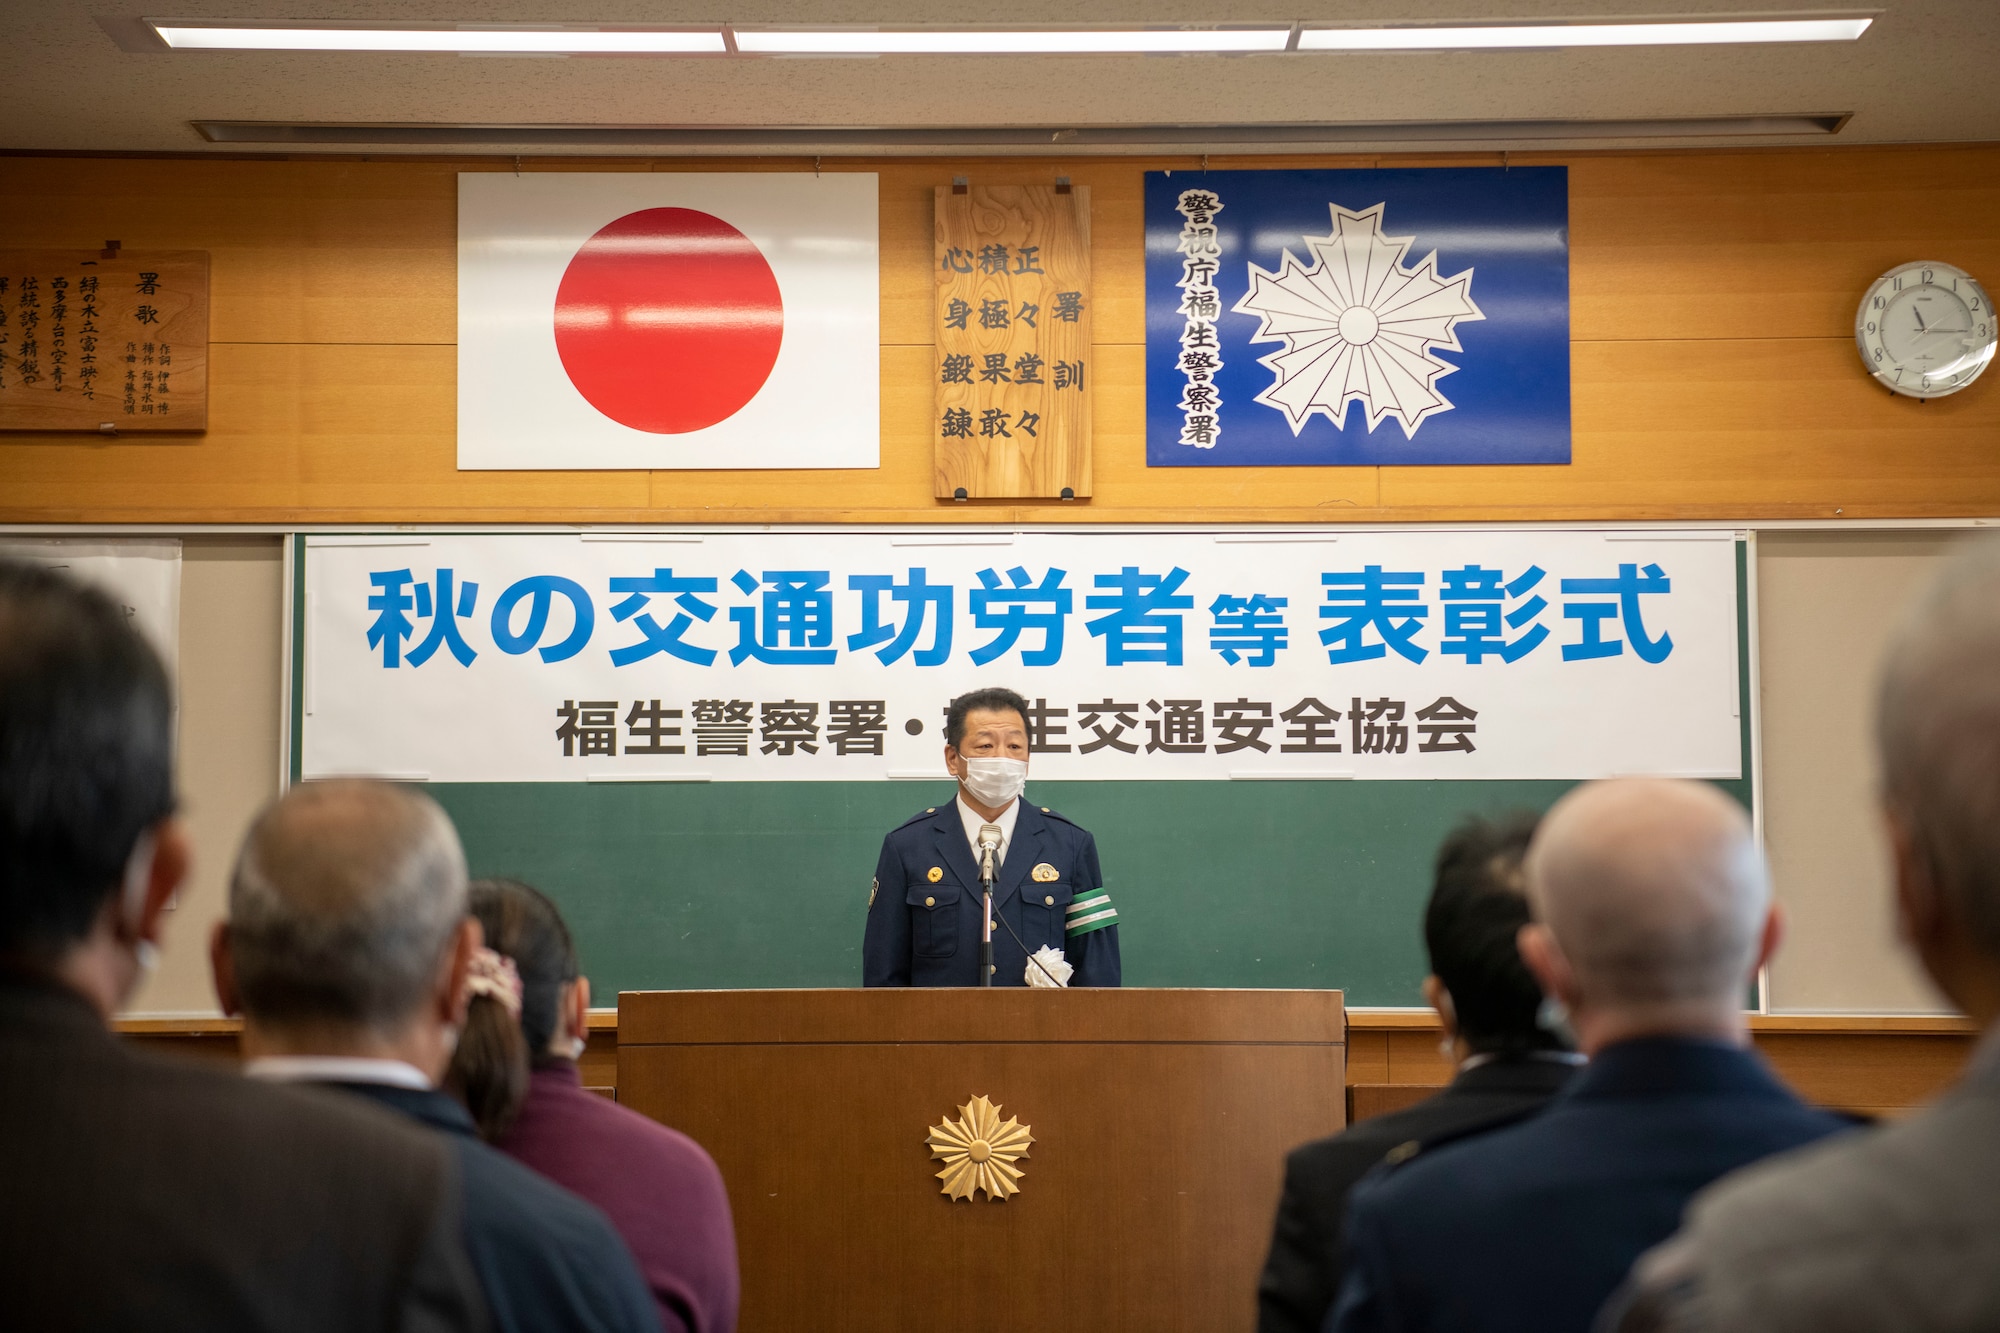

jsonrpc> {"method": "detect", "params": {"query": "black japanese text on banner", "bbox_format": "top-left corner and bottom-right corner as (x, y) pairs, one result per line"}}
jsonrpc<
(300, 530), (1740, 784)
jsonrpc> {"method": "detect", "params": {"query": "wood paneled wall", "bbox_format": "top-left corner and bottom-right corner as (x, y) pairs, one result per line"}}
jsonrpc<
(3, 145), (1998, 525)
(118, 1012), (625, 1092)
(1343, 1010), (1980, 1121)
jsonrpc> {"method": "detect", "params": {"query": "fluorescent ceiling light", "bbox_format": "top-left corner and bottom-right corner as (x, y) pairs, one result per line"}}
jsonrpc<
(150, 24), (726, 53)
(193, 115), (1854, 149)
(145, 16), (1868, 56)
(1297, 18), (1871, 51)
(734, 29), (1292, 54)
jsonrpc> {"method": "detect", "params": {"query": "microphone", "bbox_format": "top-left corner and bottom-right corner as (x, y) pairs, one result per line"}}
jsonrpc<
(978, 824), (1001, 987)
(977, 823), (1002, 885)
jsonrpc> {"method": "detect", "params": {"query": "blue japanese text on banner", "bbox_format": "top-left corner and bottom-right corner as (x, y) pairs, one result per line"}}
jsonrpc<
(301, 529), (1736, 784)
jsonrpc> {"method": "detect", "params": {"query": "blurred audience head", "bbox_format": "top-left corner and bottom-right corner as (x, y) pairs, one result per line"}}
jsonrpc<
(1520, 778), (1774, 1052)
(1423, 812), (1566, 1059)
(1877, 536), (2000, 1023)
(216, 779), (473, 1070)
(0, 559), (187, 1015)
(445, 878), (585, 1141)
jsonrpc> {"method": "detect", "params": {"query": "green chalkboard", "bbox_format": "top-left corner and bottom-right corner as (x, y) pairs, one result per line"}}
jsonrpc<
(293, 539), (1751, 1006)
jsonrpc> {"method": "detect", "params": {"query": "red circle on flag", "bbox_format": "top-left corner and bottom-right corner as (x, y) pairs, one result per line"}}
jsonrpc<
(553, 207), (784, 434)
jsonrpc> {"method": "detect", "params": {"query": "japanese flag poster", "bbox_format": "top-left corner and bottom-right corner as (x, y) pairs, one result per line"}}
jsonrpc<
(1146, 166), (1569, 467)
(300, 528), (1740, 785)
(458, 171), (879, 470)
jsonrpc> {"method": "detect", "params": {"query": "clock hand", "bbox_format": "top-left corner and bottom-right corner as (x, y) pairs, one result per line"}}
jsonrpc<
(1912, 306), (1928, 333)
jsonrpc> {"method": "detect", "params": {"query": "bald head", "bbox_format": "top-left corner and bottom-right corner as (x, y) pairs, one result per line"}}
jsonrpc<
(227, 780), (467, 1035)
(1526, 779), (1767, 1014)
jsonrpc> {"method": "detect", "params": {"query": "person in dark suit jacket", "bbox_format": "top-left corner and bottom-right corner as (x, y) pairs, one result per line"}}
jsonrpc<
(1257, 812), (1580, 1333)
(0, 559), (484, 1333)
(1326, 779), (1851, 1333)
(210, 778), (658, 1333)
(864, 687), (1120, 987)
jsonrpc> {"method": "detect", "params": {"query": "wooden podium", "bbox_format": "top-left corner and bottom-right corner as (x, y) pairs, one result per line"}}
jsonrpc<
(618, 988), (1345, 1333)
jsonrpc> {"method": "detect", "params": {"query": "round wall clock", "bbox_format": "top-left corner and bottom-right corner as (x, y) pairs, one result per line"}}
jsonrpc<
(1855, 261), (1996, 399)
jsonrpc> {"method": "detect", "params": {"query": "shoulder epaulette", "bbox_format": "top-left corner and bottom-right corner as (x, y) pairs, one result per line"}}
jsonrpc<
(1035, 804), (1082, 829)
(1379, 1100), (1550, 1171)
(894, 804), (947, 831)
(1382, 1139), (1424, 1167)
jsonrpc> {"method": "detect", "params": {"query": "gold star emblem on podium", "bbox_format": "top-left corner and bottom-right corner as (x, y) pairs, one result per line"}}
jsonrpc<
(927, 1095), (1033, 1201)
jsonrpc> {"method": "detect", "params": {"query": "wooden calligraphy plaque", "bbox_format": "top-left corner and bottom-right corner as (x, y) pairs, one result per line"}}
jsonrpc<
(934, 187), (1091, 500)
(0, 250), (208, 431)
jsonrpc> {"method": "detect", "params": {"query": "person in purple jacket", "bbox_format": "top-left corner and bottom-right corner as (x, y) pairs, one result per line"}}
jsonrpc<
(447, 877), (740, 1333)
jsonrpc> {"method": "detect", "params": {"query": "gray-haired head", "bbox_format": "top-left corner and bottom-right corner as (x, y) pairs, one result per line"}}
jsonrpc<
(1525, 778), (1767, 1012)
(227, 780), (468, 1035)
(1878, 536), (2000, 960)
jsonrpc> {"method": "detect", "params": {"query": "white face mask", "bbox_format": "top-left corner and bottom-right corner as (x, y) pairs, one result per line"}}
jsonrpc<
(958, 756), (1028, 808)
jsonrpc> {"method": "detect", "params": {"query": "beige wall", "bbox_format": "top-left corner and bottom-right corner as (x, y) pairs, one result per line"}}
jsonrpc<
(1757, 529), (1969, 1014)
(123, 536), (283, 1016)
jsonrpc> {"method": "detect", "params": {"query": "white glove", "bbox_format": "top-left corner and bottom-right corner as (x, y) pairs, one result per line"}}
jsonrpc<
(1025, 945), (1073, 988)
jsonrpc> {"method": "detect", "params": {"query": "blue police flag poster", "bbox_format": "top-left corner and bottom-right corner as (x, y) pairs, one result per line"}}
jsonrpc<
(1145, 167), (1569, 467)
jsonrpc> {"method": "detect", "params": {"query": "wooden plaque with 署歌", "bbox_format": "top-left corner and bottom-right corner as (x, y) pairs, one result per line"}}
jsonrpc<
(933, 185), (1091, 500)
(0, 250), (208, 431)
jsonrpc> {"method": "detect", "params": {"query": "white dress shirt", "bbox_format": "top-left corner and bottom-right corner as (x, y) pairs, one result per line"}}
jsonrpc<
(956, 792), (1020, 873)
(244, 1055), (433, 1090)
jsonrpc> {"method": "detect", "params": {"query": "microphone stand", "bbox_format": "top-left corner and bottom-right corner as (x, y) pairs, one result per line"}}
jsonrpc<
(993, 904), (1068, 987)
(978, 841), (997, 987)
(976, 825), (1066, 987)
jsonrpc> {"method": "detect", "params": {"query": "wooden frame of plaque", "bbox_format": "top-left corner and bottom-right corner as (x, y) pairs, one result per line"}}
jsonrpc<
(0, 249), (208, 432)
(933, 185), (1091, 500)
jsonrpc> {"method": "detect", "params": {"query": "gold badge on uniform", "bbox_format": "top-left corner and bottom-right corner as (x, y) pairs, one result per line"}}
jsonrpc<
(1031, 863), (1060, 883)
(927, 866), (944, 883)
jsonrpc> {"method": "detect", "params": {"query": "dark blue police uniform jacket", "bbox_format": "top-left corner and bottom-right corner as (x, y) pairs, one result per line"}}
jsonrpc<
(1324, 1037), (1851, 1333)
(862, 799), (1121, 987)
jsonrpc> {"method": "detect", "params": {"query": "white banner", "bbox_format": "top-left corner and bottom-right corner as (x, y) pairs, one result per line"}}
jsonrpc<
(301, 530), (1741, 784)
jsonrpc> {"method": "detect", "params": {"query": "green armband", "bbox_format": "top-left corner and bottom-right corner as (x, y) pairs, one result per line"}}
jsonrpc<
(1064, 889), (1119, 938)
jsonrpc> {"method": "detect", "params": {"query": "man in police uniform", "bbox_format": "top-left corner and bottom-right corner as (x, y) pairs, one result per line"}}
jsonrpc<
(863, 687), (1120, 987)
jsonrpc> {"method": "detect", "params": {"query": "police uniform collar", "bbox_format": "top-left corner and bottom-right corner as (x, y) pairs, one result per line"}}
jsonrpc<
(1448, 1051), (1584, 1098)
(1458, 1049), (1586, 1074)
(1564, 1035), (1789, 1103)
(928, 801), (1049, 909)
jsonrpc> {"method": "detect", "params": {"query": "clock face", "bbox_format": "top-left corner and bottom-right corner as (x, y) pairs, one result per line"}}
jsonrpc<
(1855, 261), (1996, 399)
